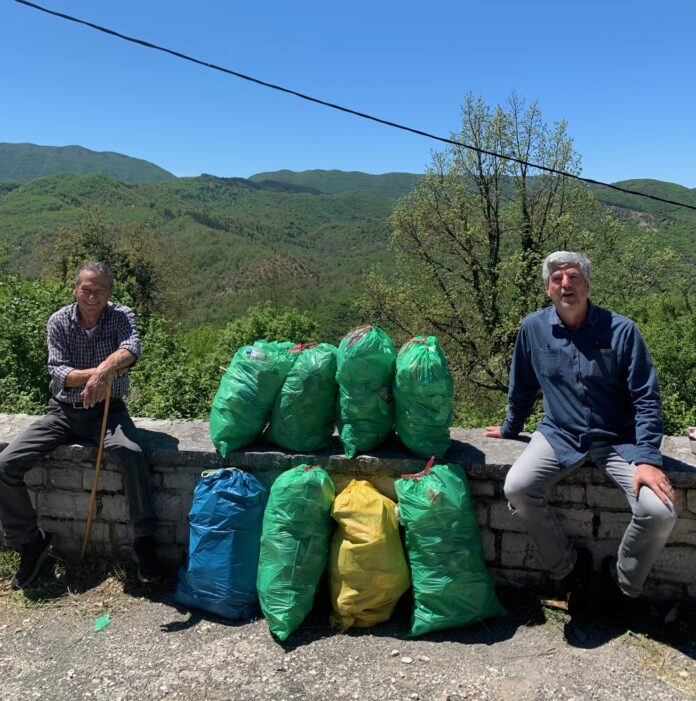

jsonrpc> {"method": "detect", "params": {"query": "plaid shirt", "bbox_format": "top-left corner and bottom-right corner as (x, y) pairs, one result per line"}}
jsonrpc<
(47, 302), (141, 403)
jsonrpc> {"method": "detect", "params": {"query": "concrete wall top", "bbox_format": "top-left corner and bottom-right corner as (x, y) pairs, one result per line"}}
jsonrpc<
(2, 413), (695, 485)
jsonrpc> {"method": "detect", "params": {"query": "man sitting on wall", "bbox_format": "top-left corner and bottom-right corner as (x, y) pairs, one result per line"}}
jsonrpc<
(0, 261), (161, 588)
(485, 251), (676, 618)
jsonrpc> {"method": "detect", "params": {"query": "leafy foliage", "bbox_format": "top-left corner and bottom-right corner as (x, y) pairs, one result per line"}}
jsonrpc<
(0, 275), (68, 413)
(363, 94), (617, 393)
(361, 94), (691, 430)
(128, 305), (318, 420)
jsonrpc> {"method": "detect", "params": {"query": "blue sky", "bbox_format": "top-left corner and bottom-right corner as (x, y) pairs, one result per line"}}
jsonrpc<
(2, 0), (695, 186)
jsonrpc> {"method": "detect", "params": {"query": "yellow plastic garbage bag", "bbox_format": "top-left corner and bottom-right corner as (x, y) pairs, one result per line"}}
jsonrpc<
(329, 479), (410, 629)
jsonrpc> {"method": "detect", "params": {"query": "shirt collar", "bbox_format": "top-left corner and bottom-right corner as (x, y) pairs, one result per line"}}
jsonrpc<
(69, 301), (112, 329)
(547, 300), (596, 328)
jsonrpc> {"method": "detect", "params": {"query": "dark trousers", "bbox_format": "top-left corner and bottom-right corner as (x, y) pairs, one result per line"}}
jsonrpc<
(0, 398), (157, 548)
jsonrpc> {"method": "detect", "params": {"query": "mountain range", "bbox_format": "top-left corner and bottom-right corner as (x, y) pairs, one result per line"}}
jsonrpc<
(1, 142), (694, 335)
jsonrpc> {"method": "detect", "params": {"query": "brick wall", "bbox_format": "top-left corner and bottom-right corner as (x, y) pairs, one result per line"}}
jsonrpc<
(2, 415), (696, 600)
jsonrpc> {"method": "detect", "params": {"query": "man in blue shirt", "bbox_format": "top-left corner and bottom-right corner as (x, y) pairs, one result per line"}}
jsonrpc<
(0, 262), (161, 589)
(485, 251), (676, 617)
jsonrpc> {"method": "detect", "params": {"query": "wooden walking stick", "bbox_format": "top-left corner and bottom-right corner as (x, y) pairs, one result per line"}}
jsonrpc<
(80, 379), (113, 560)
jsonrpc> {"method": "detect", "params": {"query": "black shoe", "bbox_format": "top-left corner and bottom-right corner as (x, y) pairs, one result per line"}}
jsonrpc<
(563, 547), (594, 621)
(600, 555), (641, 627)
(133, 535), (162, 584)
(10, 530), (57, 590)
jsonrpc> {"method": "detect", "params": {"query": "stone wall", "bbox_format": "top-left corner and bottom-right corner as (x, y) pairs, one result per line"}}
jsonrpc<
(2, 414), (696, 600)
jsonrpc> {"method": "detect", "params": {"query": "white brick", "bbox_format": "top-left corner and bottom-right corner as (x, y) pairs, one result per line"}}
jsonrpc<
(153, 491), (184, 522)
(47, 468), (83, 491)
(654, 547), (696, 583)
(100, 495), (129, 522)
(668, 518), (696, 546)
(642, 580), (684, 602)
(686, 489), (696, 515)
(550, 484), (585, 504)
(586, 485), (628, 510)
(71, 520), (108, 545)
(469, 480), (495, 498)
(598, 512), (631, 540)
(490, 502), (527, 533)
(38, 517), (74, 544)
(478, 527), (496, 563)
(500, 532), (543, 570)
(162, 473), (200, 492)
(37, 491), (90, 519)
(109, 523), (132, 545)
(82, 470), (123, 493)
(25, 467), (46, 487)
(556, 508), (594, 538)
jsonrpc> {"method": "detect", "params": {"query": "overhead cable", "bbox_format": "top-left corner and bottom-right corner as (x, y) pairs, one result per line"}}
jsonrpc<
(14, 0), (696, 213)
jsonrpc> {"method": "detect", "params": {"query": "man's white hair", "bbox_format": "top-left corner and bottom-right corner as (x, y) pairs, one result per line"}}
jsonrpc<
(542, 251), (591, 285)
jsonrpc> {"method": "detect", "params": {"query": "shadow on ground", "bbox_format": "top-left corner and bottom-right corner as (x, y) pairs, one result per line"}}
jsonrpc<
(2, 550), (695, 666)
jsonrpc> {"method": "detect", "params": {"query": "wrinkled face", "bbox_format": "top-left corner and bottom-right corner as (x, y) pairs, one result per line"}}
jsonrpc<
(545, 264), (589, 314)
(73, 270), (113, 319)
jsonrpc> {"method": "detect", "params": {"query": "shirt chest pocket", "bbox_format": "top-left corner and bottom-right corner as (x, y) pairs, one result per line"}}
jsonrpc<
(537, 348), (565, 380)
(590, 348), (617, 378)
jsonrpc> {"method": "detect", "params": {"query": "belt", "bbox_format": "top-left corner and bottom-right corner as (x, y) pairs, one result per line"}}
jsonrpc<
(56, 398), (121, 411)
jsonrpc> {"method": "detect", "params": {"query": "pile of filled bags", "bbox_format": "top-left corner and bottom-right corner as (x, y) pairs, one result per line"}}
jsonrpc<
(209, 326), (455, 459)
(174, 461), (505, 639)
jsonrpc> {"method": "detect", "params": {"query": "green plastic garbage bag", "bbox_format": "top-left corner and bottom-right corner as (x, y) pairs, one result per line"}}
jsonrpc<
(336, 325), (396, 458)
(256, 465), (335, 640)
(394, 336), (454, 458)
(265, 344), (338, 451)
(210, 340), (296, 456)
(395, 461), (505, 636)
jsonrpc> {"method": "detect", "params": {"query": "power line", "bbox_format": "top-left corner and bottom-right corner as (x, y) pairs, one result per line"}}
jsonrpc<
(14, 0), (696, 214)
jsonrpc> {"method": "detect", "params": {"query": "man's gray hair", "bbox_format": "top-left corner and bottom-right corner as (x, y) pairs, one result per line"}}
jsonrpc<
(74, 261), (114, 288)
(542, 251), (591, 285)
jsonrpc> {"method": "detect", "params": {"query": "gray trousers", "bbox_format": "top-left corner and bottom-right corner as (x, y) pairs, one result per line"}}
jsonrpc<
(0, 398), (157, 548)
(503, 431), (676, 597)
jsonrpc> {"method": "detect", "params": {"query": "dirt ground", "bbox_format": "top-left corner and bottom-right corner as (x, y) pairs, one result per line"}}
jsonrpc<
(1, 552), (695, 701)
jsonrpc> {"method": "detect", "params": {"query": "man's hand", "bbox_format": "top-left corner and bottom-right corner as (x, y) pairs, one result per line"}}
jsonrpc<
(485, 426), (503, 439)
(80, 363), (114, 408)
(633, 463), (675, 506)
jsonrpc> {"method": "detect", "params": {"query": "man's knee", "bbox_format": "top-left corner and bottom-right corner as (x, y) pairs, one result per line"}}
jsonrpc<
(638, 492), (678, 528)
(0, 444), (31, 485)
(503, 469), (535, 509)
(108, 441), (145, 469)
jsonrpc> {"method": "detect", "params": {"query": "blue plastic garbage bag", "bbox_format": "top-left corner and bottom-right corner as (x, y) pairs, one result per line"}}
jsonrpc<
(174, 468), (268, 620)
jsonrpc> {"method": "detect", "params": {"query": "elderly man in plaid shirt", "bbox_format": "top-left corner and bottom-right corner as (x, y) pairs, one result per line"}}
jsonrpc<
(0, 262), (161, 588)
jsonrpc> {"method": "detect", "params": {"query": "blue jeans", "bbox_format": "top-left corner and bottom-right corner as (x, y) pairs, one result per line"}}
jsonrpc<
(504, 431), (676, 597)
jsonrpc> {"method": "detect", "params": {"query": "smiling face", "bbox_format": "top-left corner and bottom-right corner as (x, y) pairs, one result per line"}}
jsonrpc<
(73, 269), (113, 326)
(545, 264), (589, 325)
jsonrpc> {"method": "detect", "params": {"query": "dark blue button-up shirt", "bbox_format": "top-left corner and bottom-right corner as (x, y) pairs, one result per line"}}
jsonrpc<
(500, 302), (663, 468)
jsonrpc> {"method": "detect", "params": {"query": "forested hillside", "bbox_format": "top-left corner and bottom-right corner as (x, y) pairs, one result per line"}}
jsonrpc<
(2, 126), (696, 433)
(249, 169), (421, 199)
(0, 172), (394, 335)
(0, 143), (175, 183)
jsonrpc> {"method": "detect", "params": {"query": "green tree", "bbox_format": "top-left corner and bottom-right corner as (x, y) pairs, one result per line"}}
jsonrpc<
(127, 305), (318, 420)
(360, 94), (659, 423)
(41, 206), (182, 323)
(364, 97), (611, 387)
(0, 274), (69, 413)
